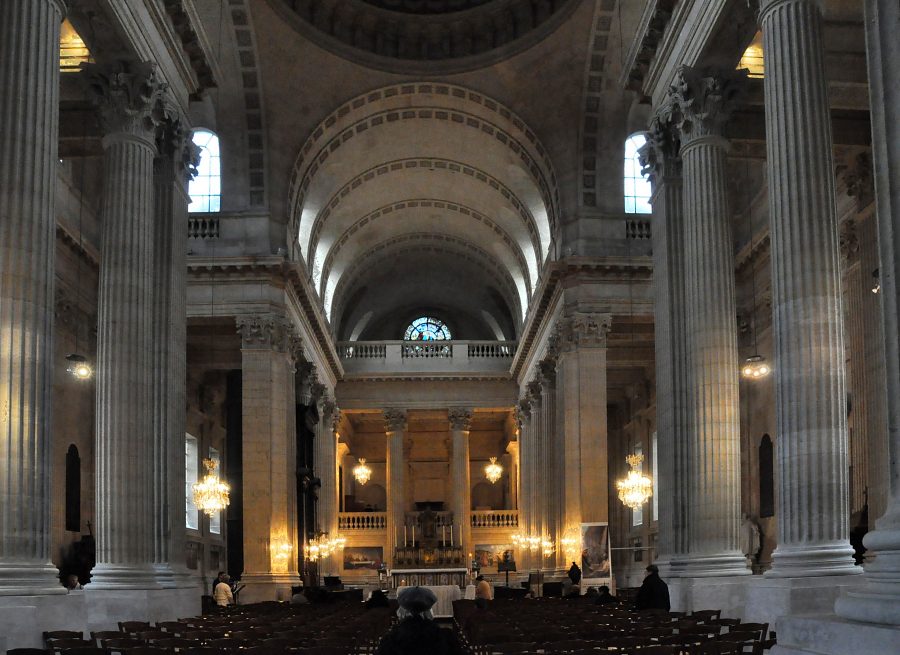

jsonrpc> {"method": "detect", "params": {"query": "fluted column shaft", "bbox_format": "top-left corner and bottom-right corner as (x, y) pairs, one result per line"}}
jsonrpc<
(0, 0), (66, 594)
(449, 409), (472, 558)
(836, 0), (900, 624)
(236, 315), (302, 602)
(758, 0), (858, 577)
(670, 66), (749, 576)
(641, 118), (688, 574)
(516, 403), (533, 569)
(87, 62), (167, 588)
(527, 386), (544, 545)
(315, 401), (339, 572)
(539, 366), (563, 570)
(384, 410), (407, 559)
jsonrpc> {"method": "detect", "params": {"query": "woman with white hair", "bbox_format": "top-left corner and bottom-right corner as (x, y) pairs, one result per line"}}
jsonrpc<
(376, 587), (462, 655)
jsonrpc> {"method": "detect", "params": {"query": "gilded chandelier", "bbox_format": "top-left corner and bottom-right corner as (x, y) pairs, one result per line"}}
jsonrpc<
(305, 534), (346, 562)
(192, 458), (231, 516)
(353, 458), (372, 485)
(616, 453), (653, 511)
(484, 457), (503, 484)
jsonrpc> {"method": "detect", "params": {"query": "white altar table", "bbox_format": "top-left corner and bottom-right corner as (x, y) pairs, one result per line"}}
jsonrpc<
(397, 584), (462, 618)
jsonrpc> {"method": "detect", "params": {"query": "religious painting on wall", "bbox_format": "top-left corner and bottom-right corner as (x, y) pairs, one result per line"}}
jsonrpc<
(473, 544), (513, 572)
(343, 546), (384, 570)
(581, 522), (611, 590)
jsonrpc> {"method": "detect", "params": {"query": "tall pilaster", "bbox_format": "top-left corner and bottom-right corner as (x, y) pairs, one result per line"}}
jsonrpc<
(150, 109), (199, 588)
(315, 398), (339, 572)
(384, 409), (407, 559)
(84, 61), (167, 588)
(555, 312), (612, 537)
(448, 408), (473, 558)
(669, 66), (750, 576)
(0, 0), (67, 594)
(836, 0), (900, 625)
(757, 0), (859, 577)
(236, 314), (302, 602)
(640, 111), (688, 576)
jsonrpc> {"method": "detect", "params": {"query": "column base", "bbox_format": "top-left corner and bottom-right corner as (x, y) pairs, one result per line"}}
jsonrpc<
(767, 541), (861, 577)
(676, 551), (752, 577)
(238, 572), (301, 603)
(0, 561), (68, 596)
(87, 563), (162, 590)
(771, 615), (900, 655)
(666, 575), (750, 618)
(744, 574), (865, 628)
(834, 519), (900, 625)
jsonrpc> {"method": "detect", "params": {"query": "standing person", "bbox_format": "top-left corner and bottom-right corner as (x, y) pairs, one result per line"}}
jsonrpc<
(567, 561), (582, 585)
(214, 572), (234, 607)
(376, 587), (461, 655)
(635, 564), (670, 611)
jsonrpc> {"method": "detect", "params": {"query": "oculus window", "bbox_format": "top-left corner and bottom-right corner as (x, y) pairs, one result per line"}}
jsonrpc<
(624, 133), (652, 214)
(404, 317), (452, 341)
(189, 129), (221, 213)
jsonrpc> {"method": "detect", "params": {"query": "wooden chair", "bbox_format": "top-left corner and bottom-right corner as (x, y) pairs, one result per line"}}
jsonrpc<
(8, 649), (50, 655)
(727, 623), (769, 642)
(57, 648), (110, 655)
(118, 623), (151, 635)
(46, 639), (92, 652)
(44, 632), (83, 642)
(692, 610), (722, 623)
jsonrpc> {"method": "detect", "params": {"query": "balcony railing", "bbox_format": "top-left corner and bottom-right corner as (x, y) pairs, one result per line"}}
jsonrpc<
(471, 509), (519, 529)
(338, 341), (517, 376)
(338, 512), (387, 531)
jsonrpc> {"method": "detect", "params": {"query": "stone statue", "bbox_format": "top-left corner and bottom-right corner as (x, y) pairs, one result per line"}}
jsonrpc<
(740, 513), (761, 563)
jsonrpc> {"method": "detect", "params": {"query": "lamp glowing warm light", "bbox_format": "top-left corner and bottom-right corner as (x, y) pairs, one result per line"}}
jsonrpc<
(192, 458), (231, 516)
(741, 354), (772, 380)
(484, 457), (503, 484)
(305, 533), (345, 562)
(616, 454), (653, 511)
(66, 354), (93, 380)
(353, 458), (372, 485)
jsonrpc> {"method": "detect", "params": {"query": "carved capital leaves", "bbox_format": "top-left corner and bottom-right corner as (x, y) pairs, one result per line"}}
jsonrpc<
(448, 407), (473, 431)
(640, 108), (682, 185)
(383, 408), (407, 433)
(556, 312), (613, 352)
(839, 219), (860, 264)
(839, 150), (874, 210)
(236, 314), (304, 363)
(667, 65), (747, 144)
(83, 60), (168, 143)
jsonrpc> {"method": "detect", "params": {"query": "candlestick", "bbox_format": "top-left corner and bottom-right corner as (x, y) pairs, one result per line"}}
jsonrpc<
(405, 525), (408, 547)
(442, 525), (446, 545)
(451, 523), (454, 547)
(412, 525), (416, 546)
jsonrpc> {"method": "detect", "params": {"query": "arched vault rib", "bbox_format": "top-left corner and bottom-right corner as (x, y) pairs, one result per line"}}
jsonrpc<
(320, 198), (533, 305)
(307, 158), (543, 290)
(330, 233), (523, 331)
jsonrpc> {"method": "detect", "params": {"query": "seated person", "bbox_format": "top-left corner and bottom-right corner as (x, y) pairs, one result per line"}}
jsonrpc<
(290, 589), (309, 604)
(635, 564), (670, 611)
(376, 587), (461, 655)
(595, 585), (617, 605)
(366, 589), (390, 608)
(475, 575), (493, 608)
(564, 584), (581, 598)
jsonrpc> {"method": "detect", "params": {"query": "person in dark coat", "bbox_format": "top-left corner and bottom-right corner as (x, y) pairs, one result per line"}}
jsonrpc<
(567, 561), (582, 585)
(376, 587), (461, 655)
(595, 585), (617, 606)
(366, 589), (390, 608)
(635, 564), (670, 611)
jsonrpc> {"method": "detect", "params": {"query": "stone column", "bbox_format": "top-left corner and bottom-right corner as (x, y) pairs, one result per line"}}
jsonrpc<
(555, 312), (613, 536)
(384, 409), (407, 559)
(236, 314), (302, 602)
(668, 66), (750, 577)
(315, 398), (339, 573)
(640, 112), (688, 576)
(516, 400), (533, 570)
(150, 109), (199, 588)
(448, 408), (473, 559)
(538, 360), (564, 570)
(84, 61), (167, 589)
(505, 441), (519, 511)
(0, 0), (67, 595)
(757, 0), (859, 578)
(836, 0), (900, 625)
(526, 381), (544, 550)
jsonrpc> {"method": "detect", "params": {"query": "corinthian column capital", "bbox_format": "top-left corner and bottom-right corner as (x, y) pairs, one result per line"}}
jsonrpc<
(236, 314), (302, 359)
(448, 408), (473, 431)
(155, 105), (201, 183)
(667, 66), (747, 146)
(383, 408), (407, 433)
(640, 109), (682, 185)
(83, 60), (167, 146)
(557, 312), (613, 351)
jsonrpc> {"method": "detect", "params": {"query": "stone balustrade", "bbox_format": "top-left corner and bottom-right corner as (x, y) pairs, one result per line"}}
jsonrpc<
(337, 341), (516, 376)
(471, 509), (519, 529)
(338, 512), (387, 531)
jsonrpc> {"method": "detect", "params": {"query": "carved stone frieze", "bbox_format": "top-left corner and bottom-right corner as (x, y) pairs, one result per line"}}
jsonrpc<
(82, 61), (167, 142)
(667, 65), (747, 144)
(383, 408), (407, 433)
(448, 407), (473, 432)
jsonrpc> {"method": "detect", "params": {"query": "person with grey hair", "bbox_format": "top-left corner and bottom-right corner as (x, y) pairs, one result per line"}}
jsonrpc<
(376, 587), (461, 655)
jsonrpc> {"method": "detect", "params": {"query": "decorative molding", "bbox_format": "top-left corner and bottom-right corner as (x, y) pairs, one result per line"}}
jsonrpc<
(447, 408), (473, 432)
(667, 65), (747, 144)
(383, 408), (408, 433)
(621, 0), (678, 93)
(159, 0), (217, 93)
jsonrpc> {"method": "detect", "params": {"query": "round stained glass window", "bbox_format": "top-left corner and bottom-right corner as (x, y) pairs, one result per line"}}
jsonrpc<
(404, 317), (451, 341)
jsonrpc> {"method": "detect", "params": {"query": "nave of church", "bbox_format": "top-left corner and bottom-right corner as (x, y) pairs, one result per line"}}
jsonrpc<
(0, 0), (898, 653)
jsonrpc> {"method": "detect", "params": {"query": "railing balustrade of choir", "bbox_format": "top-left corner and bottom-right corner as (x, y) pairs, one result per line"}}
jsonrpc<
(337, 509), (518, 531)
(337, 340), (517, 360)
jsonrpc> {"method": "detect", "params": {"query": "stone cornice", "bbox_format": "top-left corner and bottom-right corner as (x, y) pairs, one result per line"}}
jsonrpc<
(159, 0), (217, 94)
(620, 0), (679, 93)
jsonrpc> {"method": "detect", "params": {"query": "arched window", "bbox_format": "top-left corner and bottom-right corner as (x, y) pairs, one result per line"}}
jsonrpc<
(65, 444), (81, 532)
(759, 434), (774, 518)
(404, 316), (452, 341)
(624, 133), (652, 214)
(189, 129), (221, 213)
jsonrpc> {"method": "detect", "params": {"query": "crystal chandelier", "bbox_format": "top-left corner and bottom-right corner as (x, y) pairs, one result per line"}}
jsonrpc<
(305, 533), (346, 562)
(741, 354), (771, 379)
(484, 457), (503, 484)
(541, 538), (555, 557)
(616, 454), (653, 511)
(352, 458), (372, 485)
(192, 458), (231, 516)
